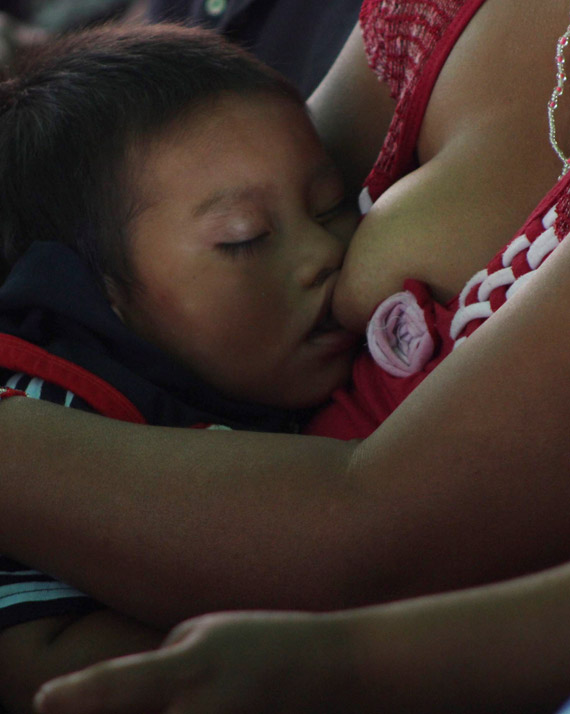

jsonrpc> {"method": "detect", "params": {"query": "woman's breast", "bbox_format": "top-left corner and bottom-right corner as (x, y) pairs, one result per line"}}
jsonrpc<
(340, 0), (570, 332)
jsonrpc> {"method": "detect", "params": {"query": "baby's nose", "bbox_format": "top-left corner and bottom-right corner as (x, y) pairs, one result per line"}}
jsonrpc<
(297, 229), (345, 288)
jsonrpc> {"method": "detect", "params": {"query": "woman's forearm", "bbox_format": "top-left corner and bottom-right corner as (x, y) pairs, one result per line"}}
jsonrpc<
(33, 563), (570, 714)
(0, 397), (362, 626)
(343, 563), (570, 713)
(307, 22), (394, 199)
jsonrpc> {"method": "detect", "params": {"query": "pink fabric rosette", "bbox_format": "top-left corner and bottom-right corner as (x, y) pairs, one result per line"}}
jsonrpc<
(366, 290), (435, 377)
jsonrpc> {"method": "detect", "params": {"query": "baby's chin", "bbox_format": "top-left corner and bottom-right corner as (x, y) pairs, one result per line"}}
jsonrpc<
(253, 360), (355, 412)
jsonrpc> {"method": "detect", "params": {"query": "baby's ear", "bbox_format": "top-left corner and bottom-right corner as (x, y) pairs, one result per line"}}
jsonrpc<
(103, 276), (125, 322)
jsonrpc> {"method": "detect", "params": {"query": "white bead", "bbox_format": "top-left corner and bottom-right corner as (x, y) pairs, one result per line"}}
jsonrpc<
(549, 17), (570, 177)
(204, 0), (227, 17)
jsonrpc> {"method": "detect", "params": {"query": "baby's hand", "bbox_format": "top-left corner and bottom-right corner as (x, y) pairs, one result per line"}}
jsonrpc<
(34, 611), (348, 714)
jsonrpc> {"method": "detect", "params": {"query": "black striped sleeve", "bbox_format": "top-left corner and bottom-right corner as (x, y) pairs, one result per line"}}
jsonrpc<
(0, 558), (102, 631)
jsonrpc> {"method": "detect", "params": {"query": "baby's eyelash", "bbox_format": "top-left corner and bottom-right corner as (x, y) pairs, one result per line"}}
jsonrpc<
(218, 233), (268, 259)
(315, 198), (349, 223)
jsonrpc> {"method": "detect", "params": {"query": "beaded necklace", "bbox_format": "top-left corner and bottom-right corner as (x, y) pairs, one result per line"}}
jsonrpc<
(549, 15), (570, 177)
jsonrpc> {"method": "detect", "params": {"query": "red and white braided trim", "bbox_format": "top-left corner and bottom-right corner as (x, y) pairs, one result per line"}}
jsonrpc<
(451, 205), (565, 347)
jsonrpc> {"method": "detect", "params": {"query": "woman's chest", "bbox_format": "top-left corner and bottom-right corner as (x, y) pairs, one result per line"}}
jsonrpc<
(386, 0), (570, 298)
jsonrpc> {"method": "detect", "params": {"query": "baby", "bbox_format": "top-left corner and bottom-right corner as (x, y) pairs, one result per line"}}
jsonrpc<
(0, 23), (365, 713)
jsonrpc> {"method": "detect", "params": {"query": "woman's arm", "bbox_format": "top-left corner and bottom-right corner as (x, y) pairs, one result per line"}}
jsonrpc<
(0, 399), (358, 627)
(3, 231), (570, 628)
(34, 562), (570, 714)
(307, 22), (395, 199)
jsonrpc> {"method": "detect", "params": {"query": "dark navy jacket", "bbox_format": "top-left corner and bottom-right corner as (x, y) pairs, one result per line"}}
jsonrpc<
(148, 0), (362, 96)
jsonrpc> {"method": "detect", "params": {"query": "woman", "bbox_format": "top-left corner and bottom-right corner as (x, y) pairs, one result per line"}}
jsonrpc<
(2, 0), (570, 707)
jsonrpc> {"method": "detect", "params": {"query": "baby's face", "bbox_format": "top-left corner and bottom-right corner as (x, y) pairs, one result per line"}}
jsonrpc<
(113, 93), (359, 408)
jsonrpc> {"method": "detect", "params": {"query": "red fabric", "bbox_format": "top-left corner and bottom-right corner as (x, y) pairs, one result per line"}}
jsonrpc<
(0, 333), (146, 423)
(0, 387), (27, 400)
(452, 173), (570, 343)
(305, 280), (456, 439)
(359, 0), (488, 200)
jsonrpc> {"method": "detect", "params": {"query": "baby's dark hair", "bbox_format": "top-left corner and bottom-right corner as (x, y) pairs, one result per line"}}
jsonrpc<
(0, 23), (304, 288)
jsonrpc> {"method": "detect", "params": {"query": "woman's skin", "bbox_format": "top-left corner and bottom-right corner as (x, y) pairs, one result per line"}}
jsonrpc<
(2, 0), (570, 709)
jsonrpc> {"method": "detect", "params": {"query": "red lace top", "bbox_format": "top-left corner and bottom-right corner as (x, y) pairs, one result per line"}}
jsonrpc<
(359, 0), (488, 202)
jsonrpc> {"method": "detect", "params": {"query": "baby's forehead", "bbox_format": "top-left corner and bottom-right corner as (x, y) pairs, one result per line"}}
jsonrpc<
(127, 91), (314, 178)
(126, 90), (299, 166)
(124, 90), (339, 240)
(147, 88), (306, 136)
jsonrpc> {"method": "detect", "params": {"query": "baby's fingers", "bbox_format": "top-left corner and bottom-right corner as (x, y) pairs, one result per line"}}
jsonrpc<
(33, 649), (191, 714)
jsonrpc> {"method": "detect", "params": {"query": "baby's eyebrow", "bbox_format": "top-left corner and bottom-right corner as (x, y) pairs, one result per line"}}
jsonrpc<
(193, 186), (269, 217)
(191, 160), (341, 218)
